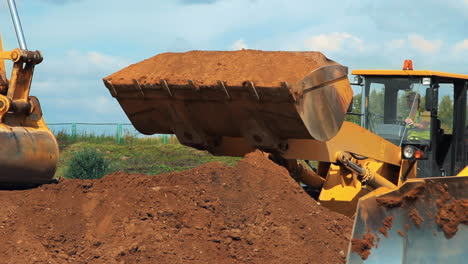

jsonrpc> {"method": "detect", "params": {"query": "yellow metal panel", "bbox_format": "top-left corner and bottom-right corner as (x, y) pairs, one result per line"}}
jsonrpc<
(319, 164), (361, 201)
(318, 164), (367, 216)
(215, 122), (401, 166)
(351, 69), (468, 80)
(283, 121), (402, 166)
(456, 166), (468, 176)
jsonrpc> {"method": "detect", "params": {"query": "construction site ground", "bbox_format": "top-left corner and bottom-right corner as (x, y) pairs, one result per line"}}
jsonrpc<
(0, 151), (352, 264)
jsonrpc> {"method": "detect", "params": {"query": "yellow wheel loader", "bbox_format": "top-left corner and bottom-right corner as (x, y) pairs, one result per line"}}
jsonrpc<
(0, 0), (58, 184)
(104, 50), (467, 263)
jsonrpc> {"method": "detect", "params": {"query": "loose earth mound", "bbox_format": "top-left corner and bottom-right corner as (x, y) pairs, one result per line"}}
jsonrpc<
(0, 151), (352, 264)
(104, 50), (338, 87)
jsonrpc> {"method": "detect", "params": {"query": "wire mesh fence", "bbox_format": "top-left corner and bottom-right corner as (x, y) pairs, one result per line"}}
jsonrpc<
(48, 123), (170, 144)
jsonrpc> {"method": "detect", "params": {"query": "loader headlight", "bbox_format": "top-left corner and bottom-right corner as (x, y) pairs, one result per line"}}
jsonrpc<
(403, 145), (415, 159)
(402, 144), (428, 160)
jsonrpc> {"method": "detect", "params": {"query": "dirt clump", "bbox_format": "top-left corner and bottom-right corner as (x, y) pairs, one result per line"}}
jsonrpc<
(408, 207), (423, 228)
(350, 232), (375, 260)
(377, 216), (393, 238)
(376, 181), (468, 239)
(376, 183), (425, 208)
(431, 182), (468, 239)
(436, 199), (468, 238)
(0, 150), (352, 264)
(397, 230), (405, 237)
(404, 223), (410, 232)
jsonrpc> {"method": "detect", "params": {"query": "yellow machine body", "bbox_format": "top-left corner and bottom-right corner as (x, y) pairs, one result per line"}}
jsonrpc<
(105, 51), (468, 262)
(104, 50), (468, 212)
(0, 37), (58, 184)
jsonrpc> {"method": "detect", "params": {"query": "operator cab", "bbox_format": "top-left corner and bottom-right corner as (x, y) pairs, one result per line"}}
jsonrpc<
(350, 61), (468, 178)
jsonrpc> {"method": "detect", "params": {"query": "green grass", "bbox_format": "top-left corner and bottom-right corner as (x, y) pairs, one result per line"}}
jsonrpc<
(55, 133), (240, 179)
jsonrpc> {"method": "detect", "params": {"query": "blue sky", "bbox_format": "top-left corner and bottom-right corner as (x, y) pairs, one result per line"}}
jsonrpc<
(0, 0), (467, 123)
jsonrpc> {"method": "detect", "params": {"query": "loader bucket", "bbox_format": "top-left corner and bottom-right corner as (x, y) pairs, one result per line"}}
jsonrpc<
(103, 50), (353, 154)
(347, 176), (468, 264)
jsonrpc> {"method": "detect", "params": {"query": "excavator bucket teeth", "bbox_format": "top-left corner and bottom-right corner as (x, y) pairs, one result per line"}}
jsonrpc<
(103, 50), (353, 153)
(347, 176), (468, 264)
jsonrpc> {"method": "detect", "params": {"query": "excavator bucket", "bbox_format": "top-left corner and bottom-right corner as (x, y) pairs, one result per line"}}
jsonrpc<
(347, 176), (468, 263)
(0, 1), (59, 185)
(103, 50), (353, 154)
(0, 102), (59, 184)
(0, 47), (59, 185)
(0, 0), (59, 185)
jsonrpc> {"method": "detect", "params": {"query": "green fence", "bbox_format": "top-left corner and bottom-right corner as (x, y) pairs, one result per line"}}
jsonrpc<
(48, 123), (170, 144)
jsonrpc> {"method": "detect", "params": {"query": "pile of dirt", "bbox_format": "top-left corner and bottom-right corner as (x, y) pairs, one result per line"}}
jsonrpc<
(104, 50), (338, 87)
(0, 151), (352, 264)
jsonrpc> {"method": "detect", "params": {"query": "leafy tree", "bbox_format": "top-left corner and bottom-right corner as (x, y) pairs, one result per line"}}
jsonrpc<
(438, 95), (453, 133)
(65, 147), (110, 179)
(345, 93), (362, 125)
(367, 89), (385, 129)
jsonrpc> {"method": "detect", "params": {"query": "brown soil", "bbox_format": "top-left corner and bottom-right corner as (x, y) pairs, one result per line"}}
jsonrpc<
(435, 199), (468, 239)
(377, 227), (387, 238)
(350, 232), (375, 260)
(376, 183), (426, 208)
(397, 230), (405, 237)
(104, 50), (337, 87)
(0, 151), (352, 264)
(377, 216), (393, 238)
(408, 207), (423, 228)
(377, 181), (468, 239)
(432, 183), (468, 239)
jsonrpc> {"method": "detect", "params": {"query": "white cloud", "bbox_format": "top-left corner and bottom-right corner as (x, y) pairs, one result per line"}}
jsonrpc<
(408, 34), (442, 54)
(32, 80), (56, 93)
(29, 50), (131, 122)
(453, 39), (468, 53)
(38, 50), (130, 78)
(304, 32), (364, 53)
(231, 39), (248, 50)
(86, 51), (129, 70)
(388, 39), (406, 49)
(93, 96), (121, 114)
(55, 96), (119, 114)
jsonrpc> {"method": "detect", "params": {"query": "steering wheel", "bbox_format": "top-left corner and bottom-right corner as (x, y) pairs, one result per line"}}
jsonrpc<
(390, 120), (413, 145)
(392, 120), (407, 126)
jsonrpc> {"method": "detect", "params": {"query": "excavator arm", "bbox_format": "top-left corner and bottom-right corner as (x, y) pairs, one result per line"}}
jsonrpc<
(0, 0), (58, 184)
